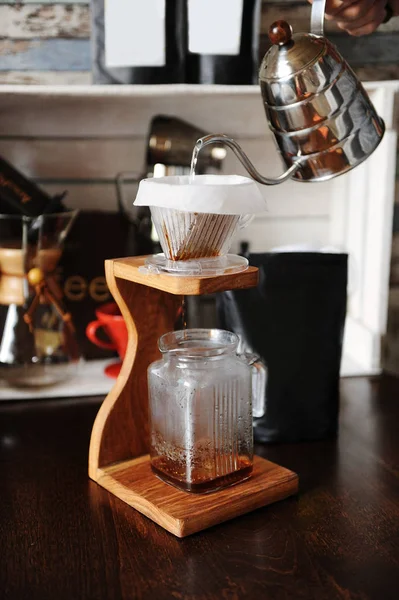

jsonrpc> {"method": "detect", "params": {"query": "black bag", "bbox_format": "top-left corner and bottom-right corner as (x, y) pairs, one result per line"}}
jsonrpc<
(217, 252), (348, 443)
(91, 0), (261, 85)
(186, 0), (262, 84)
(91, 0), (186, 84)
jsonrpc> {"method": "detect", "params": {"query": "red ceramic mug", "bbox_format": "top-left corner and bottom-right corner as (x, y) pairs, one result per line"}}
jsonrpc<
(86, 302), (127, 378)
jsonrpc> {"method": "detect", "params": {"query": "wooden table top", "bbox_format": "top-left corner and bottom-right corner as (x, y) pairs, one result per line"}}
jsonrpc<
(1, 376), (399, 600)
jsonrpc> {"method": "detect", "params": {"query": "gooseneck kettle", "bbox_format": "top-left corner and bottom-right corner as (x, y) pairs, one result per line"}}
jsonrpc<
(196, 0), (385, 184)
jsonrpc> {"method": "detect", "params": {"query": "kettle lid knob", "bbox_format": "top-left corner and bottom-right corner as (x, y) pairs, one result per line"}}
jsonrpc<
(268, 20), (293, 46)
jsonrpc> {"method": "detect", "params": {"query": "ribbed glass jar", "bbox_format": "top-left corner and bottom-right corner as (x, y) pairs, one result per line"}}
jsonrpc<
(148, 329), (253, 493)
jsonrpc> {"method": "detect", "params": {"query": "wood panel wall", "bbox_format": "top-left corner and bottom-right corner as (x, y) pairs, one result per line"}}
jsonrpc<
(1, 0), (399, 84)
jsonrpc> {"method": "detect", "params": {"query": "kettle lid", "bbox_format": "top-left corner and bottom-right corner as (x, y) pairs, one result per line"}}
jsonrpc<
(259, 20), (326, 81)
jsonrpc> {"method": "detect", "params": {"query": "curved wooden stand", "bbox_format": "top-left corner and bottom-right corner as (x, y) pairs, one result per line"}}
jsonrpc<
(89, 256), (298, 537)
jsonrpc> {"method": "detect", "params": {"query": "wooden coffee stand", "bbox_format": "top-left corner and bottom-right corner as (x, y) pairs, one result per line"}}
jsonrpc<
(88, 256), (298, 538)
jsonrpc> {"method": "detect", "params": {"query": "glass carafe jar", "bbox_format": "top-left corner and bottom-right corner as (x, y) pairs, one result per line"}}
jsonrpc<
(148, 329), (253, 493)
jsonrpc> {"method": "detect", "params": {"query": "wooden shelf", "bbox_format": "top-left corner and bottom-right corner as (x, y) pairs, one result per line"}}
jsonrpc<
(113, 256), (259, 296)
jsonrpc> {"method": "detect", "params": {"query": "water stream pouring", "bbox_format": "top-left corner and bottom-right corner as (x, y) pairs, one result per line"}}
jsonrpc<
(193, 0), (385, 184)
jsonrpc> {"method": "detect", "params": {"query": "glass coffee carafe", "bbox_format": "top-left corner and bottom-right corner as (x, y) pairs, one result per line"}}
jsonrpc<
(148, 329), (254, 493)
(0, 211), (80, 387)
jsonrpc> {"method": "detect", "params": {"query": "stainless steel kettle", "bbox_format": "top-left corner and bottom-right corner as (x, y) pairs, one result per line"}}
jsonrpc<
(196, 0), (385, 184)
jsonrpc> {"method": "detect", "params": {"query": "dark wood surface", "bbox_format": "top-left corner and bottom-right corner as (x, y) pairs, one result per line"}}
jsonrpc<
(1, 376), (399, 600)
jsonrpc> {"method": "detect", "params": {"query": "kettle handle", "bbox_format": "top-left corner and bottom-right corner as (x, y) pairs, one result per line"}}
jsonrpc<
(311, 0), (327, 36)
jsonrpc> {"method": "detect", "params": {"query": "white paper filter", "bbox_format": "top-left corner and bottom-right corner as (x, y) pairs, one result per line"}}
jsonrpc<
(134, 175), (267, 261)
(134, 175), (267, 214)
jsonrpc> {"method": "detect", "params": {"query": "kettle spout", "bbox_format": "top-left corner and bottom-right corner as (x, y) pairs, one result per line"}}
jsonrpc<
(194, 134), (301, 186)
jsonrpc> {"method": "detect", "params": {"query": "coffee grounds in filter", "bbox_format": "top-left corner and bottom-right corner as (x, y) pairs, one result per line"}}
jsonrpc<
(155, 208), (240, 260)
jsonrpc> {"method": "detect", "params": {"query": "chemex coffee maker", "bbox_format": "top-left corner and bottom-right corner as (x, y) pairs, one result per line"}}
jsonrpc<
(88, 0), (382, 537)
(0, 156), (80, 388)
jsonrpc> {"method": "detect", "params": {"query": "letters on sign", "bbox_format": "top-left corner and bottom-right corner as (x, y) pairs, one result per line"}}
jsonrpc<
(63, 275), (111, 303)
(55, 268), (111, 303)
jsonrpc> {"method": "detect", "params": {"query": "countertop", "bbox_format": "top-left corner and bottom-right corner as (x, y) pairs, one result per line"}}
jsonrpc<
(1, 376), (399, 600)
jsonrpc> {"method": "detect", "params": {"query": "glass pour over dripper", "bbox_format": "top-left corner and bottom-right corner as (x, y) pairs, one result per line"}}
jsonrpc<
(134, 174), (267, 276)
(0, 211), (80, 387)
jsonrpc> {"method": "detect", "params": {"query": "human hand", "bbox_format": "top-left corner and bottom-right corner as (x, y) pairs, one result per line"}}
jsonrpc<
(308, 0), (399, 36)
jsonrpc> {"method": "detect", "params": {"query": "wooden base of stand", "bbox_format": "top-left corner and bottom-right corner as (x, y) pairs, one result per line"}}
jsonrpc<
(89, 256), (299, 538)
(95, 455), (298, 538)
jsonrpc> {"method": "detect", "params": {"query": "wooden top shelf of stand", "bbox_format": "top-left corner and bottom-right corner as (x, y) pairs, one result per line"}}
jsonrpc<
(110, 256), (259, 295)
